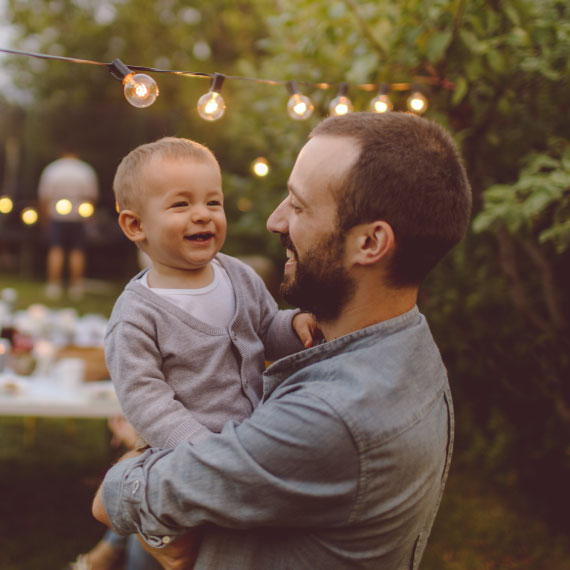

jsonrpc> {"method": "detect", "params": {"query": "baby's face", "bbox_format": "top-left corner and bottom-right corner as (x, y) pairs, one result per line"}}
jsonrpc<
(137, 156), (227, 274)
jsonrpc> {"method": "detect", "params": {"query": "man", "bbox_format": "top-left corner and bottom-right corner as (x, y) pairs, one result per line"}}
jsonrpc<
(38, 152), (98, 300)
(93, 112), (471, 570)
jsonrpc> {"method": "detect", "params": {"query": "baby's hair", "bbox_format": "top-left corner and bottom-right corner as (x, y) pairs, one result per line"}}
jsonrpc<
(113, 137), (218, 211)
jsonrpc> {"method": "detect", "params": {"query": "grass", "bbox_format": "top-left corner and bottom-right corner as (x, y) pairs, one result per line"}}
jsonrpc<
(2, 274), (570, 569)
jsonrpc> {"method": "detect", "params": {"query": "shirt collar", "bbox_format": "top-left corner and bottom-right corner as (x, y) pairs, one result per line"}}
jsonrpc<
(263, 305), (421, 398)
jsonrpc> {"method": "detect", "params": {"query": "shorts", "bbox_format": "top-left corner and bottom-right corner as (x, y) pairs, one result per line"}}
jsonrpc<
(47, 221), (87, 251)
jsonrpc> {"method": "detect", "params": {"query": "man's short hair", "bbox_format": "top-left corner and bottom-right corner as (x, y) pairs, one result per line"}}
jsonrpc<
(311, 112), (472, 287)
(113, 137), (218, 211)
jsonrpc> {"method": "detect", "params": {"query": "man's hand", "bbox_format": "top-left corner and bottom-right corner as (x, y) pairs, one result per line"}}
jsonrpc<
(292, 312), (321, 348)
(138, 531), (201, 570)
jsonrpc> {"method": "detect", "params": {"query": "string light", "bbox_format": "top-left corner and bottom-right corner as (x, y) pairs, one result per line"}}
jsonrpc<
(78, 202), (95, 218)
(329, 83), (353, 116)
(407, 84), (428, 114)
(251, 157), (270, 177)
(286, 80), (314, 120)
(0, 196), (14, 214)
(370, 83), (393, 114)
(197, 73), (226, 121)
(21, 207), (38, 226)
(109, 58), (159, 108)
(0, 48), (450, 118)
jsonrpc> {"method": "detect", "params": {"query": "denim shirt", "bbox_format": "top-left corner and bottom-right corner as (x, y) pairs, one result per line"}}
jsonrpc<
(102, 306), (454, 570)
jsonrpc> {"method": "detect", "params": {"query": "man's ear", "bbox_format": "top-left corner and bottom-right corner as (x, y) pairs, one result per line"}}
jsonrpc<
(118, 210), (146, 243)
(352, 221), (395, 266)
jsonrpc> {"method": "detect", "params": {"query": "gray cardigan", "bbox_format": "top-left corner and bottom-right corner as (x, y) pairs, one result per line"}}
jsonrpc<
(104, 253), (303, 448)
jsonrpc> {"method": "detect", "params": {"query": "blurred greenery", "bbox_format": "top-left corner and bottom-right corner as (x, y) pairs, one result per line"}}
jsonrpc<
(0, 0), (569, 565)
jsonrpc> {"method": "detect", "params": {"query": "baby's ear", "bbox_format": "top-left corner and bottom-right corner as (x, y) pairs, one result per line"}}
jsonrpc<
(118, 210), (146, 243)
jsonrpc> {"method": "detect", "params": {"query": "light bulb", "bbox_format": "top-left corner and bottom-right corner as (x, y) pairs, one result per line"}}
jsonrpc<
(329, 83), (353, 116)
(197, 73), (226, 121)
(329, 96), (353, 116)
(287, 93), (314, 120)
(371, 95), (392, 113)
(197, 91), (226, 121)
(0, 195), (13, 214)
(251, 157), (270, 177)
(407, 88), (428, 114)
(285, 81), (313, 120)
(21, 207), (38, 226)
(109, 59), (159, 109)
(370, 83), (393, 113)
(78, 202), (95, 218)
(55, 198), (72, 216)
(123, 73), (159, 108)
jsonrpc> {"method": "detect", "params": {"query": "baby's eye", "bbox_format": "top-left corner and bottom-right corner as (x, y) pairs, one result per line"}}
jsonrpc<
(171, 201), (188, 208)
(207, 200), (222, 207)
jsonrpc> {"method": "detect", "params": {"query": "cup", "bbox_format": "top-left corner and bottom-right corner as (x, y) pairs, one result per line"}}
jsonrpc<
(53, 357), (85, 390)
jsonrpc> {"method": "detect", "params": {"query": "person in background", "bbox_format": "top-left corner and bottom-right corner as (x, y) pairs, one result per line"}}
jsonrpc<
(93, 112), (472, 570)
(38, 152), (99, 300)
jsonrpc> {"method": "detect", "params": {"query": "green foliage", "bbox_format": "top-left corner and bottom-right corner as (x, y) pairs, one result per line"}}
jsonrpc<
(474, 142), (570, 253)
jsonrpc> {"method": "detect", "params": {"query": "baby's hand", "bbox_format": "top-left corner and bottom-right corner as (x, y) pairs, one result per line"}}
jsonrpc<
(292, 312), (320, 348)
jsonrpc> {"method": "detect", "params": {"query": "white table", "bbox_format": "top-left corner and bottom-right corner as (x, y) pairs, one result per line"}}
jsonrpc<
(0, 373), (122, 418)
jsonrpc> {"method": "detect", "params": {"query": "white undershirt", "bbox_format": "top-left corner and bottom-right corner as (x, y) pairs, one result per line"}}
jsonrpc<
(139, 259), (236, 329)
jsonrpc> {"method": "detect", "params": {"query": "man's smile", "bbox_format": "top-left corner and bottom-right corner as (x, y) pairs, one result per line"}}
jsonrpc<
(280, 234), (299, 264)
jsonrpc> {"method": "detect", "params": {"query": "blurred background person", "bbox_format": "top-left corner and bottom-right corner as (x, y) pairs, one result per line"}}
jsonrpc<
(38, 151), (99, 300)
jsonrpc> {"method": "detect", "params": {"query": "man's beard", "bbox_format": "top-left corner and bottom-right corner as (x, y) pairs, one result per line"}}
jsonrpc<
(280, 232), (356, 323)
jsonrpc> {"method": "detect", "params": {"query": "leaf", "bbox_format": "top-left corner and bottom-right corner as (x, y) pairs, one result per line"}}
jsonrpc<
(484, 184), (517, 204)
(486, 49), (505, 73)
(459, 29), (487, 54)
(521, 189), (558, 217)
(425, 30), (452, 63)
(523, 153), (560, 174)
(538, 220), (570, 253)
(561, 150), (570, 172)
(451, 76), (468, 106)
(472, 210), (496, 233)
(549, 171), (570, 188)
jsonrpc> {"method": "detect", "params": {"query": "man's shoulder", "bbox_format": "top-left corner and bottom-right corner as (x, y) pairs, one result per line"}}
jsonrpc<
(267, 314), (448, 442)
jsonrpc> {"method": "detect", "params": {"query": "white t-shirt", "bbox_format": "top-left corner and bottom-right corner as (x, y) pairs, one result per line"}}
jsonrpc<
(139, 259), (236, 329)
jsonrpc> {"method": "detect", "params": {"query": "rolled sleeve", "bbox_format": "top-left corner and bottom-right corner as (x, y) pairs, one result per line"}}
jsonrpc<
(102, 449), (182, 547)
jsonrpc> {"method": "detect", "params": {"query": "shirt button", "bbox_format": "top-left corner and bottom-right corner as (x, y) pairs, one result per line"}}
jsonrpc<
(162, 536), (173, 544)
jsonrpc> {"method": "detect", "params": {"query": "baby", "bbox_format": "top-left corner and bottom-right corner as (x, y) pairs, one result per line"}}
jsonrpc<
(105, 136), (316, 451)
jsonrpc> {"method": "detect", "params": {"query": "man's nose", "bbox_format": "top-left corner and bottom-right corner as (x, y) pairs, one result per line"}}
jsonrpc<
(267, 197), (288, 234)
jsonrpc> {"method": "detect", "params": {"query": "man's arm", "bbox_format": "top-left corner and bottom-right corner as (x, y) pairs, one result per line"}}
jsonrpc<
(95, 387), (359, 543)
